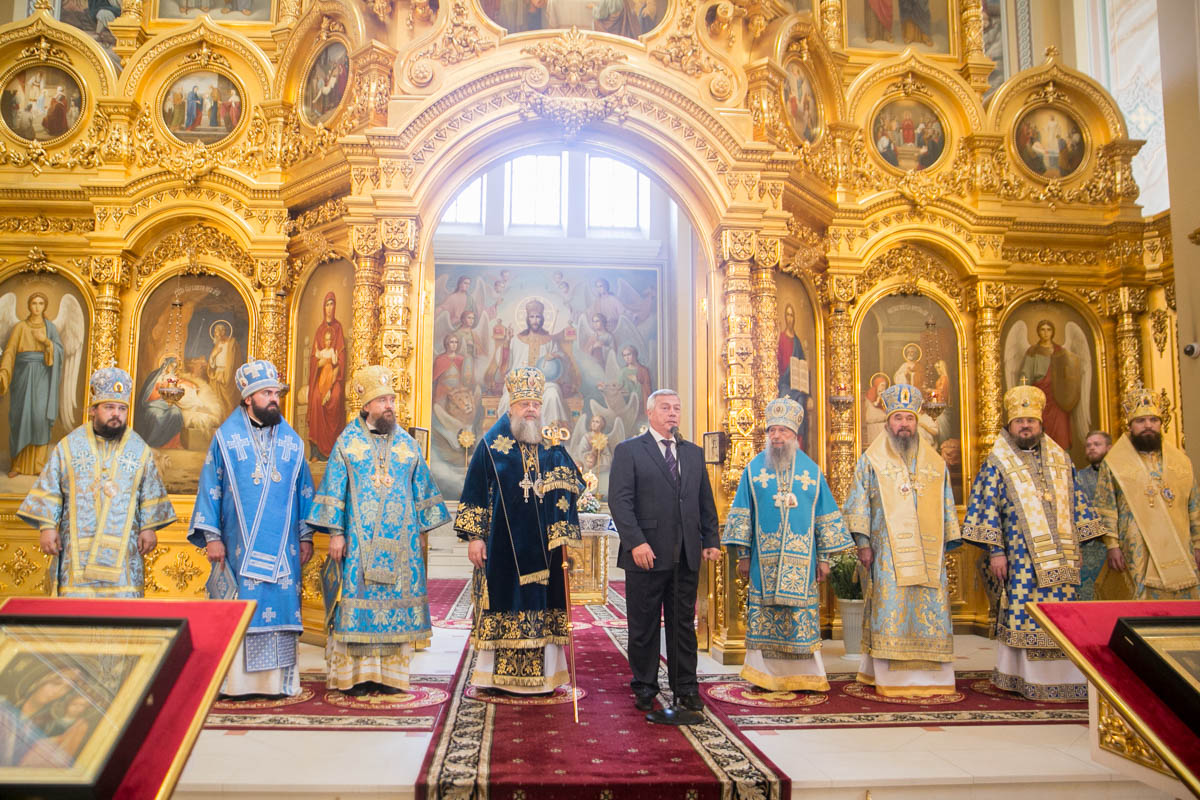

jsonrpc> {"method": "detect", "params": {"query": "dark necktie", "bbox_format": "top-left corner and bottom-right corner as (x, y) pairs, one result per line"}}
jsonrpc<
(661, 439), (679, 484)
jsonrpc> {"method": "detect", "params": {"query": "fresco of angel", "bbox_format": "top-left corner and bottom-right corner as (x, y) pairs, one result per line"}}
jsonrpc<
(0, 290), (85, 478)
(570, 410), (626, 499)
(1004, 316), (1092, 455)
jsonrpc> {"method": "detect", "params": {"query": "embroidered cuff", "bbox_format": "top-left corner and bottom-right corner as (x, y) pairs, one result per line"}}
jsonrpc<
(961, 522), (1002, 546)
(203, 530), (222, 543)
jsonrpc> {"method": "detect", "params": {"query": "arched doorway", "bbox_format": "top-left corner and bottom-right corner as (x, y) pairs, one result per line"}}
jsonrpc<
(425, 146), (703, 506)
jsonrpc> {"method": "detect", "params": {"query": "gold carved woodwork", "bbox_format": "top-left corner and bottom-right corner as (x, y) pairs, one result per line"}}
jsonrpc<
(751, 237), (780, 434)
(649, 0), (733, 101)
(858, 245), (975, 312)
(0, 215), (94, 235)
(351, 224), (384, 387)
(818, 0), (842, 51)
(380, 217), (418, 428)
(974, 280), (1006, 457)
(133, 224), (255, 287)
(1105, 286), (1149, 410)
(825, 290), (854, 503)
(1096, 695), (1174, 777)
(720, 229), (756, 495)
(409, 1), (496, 86)
(517, 29), (636, 139)
(1150, 309), (1170, 357)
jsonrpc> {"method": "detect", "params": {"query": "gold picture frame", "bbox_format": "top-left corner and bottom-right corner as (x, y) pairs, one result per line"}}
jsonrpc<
(0, 616), (192, 798)
(1110, 616), (1200, 737)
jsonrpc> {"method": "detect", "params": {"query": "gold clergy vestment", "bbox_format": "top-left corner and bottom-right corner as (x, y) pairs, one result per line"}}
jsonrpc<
(1104, 435), (1199, 592)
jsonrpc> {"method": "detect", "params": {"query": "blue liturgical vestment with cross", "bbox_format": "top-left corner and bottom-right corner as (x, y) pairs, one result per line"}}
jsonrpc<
(307, 418), (450, 650)
(723, 449), (852, 655)
(18, 425), (176, 597)
(188, 410), (314, 640)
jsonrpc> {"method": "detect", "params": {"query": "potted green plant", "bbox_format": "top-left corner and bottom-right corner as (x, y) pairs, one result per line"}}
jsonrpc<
(828, 549), (865, 656)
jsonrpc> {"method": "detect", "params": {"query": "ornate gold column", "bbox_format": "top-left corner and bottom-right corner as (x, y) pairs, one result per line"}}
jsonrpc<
(350, 223), (383, 383)
(709, 228), (755, 664)
(380, 217), (418, 428)
(975, 280), (1006, 460)
(825, 276), (856, 503)
(1107, 286), (1149, 417)
(719, 228), (757, 494)
(819, 0), (843, 51)
(255, 257), (289, 374)
(86, 255), (127, 370)
(751, 236), (781, 435)
(958, 0), (993, 93)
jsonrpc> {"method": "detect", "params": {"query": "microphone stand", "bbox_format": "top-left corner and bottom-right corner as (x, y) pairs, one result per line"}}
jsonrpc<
(647, 427), (705, 726)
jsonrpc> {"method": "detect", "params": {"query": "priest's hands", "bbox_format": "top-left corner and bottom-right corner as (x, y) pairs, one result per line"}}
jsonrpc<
(328, 535), (346, 562)
(468, 539), (487, 568)
(737, 557), (749, 580)
(137, 529), (157, 556)
(631, 543), (655, 570)
(989, 554), (1008, 582)
(39, 528), (60, 556)
(205, 540), (226, 564)
(857, 547), (873, 569)
(816, 561), (830, 582)
(1107, 547), (1127, 572)
(702, 547), (721, 562)
(300, 541), (313, 565)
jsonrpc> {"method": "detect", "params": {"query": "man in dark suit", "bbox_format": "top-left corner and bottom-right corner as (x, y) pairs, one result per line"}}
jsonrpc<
(609, 389), (720, 713)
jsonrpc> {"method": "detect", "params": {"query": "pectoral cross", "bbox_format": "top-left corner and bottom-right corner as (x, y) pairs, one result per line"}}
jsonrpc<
(373, 471), (394, 489)
(774, 489), (798, 511)
(228, 433), (251, 461)
(1146, 484), (1158, 508)
(519, 474), (536, 502)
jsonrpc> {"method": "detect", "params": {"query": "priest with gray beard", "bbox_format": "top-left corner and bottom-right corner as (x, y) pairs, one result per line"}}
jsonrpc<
(456, 366), (583, 693)
(723, 397), (851, 691)
(844, 384), (961, 697)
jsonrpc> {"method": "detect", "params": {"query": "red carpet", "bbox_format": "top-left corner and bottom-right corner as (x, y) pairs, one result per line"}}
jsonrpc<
(428, 578), (471, 626)
(418, 585), (787, 800)
(205, 675), (452, 731)
(703, 671), (1087, 729)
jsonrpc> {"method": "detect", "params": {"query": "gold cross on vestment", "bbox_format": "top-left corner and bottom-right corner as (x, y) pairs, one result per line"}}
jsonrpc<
(796, 470), (816, 491)
(753, 468), (773, 488)
(519, 474), (536, 502)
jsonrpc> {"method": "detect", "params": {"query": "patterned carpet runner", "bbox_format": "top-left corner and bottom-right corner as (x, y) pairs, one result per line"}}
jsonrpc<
(703, 671), (1087, 730)
(204, 579), (471, 732)
(417, 584), (788, 800)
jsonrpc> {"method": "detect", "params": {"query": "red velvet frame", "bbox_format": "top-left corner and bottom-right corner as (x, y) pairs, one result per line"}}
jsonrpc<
(1030, 601), (1200, 794)
(0, 597), (253, 800)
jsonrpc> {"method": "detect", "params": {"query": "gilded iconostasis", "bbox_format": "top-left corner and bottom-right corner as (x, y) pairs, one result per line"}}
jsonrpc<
(0, 0), (1181, 656)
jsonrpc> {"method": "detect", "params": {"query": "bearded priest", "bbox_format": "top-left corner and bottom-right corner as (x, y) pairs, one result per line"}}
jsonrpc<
(1094, 386), (1200, 599)
(722, 396), (852, 692)
(843, 384), (961, 697)
(456, 366), (583, 693)
(962, 384), (1104, 701)
(189, 359), (315, 697)
(307, 365), (450, 695)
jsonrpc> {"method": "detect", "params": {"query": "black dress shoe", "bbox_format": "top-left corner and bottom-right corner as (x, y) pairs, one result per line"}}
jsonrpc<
(634, 694), (655, 711)
(677, 693), (704, 712)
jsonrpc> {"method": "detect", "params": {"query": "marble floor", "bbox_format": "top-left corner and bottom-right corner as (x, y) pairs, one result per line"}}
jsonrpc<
(173, 538), (1174, 799)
